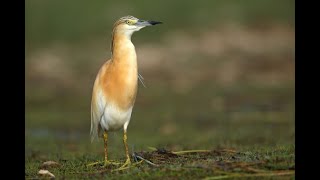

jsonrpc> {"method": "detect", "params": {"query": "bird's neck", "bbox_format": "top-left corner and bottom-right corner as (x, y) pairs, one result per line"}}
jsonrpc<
(110, 32), (138, 74)
(111, 31), (136, 62)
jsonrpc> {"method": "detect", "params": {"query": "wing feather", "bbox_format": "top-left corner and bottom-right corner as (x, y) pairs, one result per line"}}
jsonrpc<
(90, 81), (103, 142)
(90, 61), (110, 142)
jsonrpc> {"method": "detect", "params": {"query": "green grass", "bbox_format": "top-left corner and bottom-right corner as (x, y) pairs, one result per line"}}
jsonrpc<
(25, 82), (294, 179)
(25, 145), (294, 179)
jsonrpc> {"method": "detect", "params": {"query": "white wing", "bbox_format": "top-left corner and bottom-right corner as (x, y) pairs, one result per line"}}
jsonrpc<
(90, 81), (106, 142)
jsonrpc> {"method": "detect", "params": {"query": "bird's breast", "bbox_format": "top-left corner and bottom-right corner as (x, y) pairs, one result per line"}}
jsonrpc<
(101, 59), (138, 111)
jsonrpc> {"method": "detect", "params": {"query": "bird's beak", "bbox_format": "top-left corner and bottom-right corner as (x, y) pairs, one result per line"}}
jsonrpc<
(136, 19), (162, 26)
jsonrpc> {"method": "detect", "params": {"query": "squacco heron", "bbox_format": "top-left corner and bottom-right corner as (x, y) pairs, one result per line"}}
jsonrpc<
(89, 15), (162, 168)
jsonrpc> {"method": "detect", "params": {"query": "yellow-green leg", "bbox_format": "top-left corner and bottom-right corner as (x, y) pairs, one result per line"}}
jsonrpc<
(87, 131), (120, 167)
(111, 130), (144, 171)
(103, 131), (121, 167)
(119, 131), (131, 168)
(103, 131), (110, 166)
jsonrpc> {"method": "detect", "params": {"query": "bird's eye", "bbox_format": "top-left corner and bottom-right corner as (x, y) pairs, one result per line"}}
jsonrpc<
(126, 20), (130, 25)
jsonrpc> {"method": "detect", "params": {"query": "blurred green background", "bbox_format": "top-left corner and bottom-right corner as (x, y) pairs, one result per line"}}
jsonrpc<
(26, 0), (294, 161)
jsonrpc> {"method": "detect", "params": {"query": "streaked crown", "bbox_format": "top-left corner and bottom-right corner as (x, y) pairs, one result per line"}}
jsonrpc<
(114, 15), (139, 27)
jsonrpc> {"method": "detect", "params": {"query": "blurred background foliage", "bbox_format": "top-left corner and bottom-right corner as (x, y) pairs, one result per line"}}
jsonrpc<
(26, 0), (294, 155)
(26, 0), (294, 49)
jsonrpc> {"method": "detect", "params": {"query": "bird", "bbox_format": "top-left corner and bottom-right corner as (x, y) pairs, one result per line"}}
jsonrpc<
(89, 15), (162, 168)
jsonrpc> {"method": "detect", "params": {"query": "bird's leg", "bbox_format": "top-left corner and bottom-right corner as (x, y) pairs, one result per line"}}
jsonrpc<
(103, 131), (110, 166)
(119, 130), (131, 168)
(102, 131), (121, 167)
(111, 130), (144, 171)
(87, 131), (120, 167)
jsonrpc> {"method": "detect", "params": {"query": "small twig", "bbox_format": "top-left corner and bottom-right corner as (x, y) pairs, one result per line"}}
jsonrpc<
(132, 145), (138, 162)
(133, 152), (159, 167)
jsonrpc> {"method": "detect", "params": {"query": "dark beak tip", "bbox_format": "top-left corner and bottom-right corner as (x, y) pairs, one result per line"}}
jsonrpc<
(149, 21), (163, 25)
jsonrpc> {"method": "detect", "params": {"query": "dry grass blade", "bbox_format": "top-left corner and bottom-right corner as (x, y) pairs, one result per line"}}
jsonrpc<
(172, 150), (211, 155)
(147, 146), (158, 151)
(203, 170), (295, 180)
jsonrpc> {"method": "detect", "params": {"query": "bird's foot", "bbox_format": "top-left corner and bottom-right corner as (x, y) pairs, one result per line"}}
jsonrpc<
(87, 160), (121, 167)
(103, 160), (121, 167)
(111, 158), (133, 171)
(120, 158), (131, 168)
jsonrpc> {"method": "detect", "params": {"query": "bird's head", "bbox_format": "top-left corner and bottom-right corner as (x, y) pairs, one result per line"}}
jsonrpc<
(113, 15), (162, 36)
